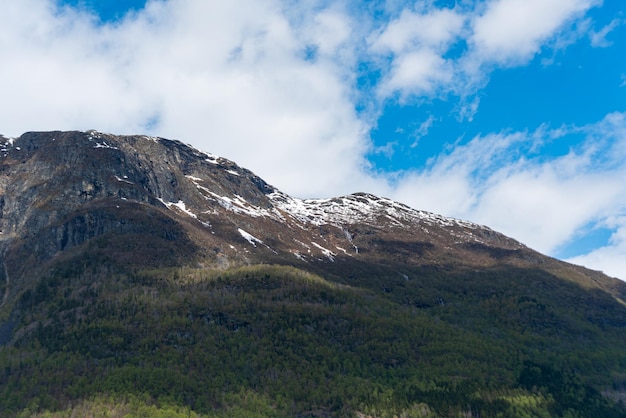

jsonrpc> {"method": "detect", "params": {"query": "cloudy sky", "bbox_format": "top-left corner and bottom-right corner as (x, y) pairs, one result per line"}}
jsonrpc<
(1, 0), (625, 280)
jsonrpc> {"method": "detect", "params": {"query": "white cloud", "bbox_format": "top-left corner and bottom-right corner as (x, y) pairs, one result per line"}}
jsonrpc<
(379, 49), (454, 98)
(307, 9), (353, 57)
(410, 115), (435, 146)
(370, 6), (465, 99)
(589, 18), (624, 47)
(471, 166), (624, 254)
(388, 113), (626, 280)
(567, 218), (626, 280)
(368, 0), (599, 102)
(390, 130), (530, 218)
(469, 0), (597, 65)
(0, 0), (148, 132)
(0, 0), (376, 197)
(371, 7), (465, 53)
(0, 0), (604, 197)
(1, 0), (624, 281)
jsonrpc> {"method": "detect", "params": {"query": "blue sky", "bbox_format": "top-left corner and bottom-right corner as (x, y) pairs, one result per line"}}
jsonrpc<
(1, 0), (626, 280)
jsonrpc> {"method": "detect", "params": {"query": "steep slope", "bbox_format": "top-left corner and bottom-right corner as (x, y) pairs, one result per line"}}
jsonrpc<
(1, 130), (622, 300)
(0, 131), (625, 417)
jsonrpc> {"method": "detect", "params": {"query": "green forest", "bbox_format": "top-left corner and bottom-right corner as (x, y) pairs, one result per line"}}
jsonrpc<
(1, 263), (625, 417)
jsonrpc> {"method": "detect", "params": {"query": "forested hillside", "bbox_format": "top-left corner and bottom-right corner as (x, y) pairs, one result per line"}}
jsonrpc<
(1, 263), (625, 417)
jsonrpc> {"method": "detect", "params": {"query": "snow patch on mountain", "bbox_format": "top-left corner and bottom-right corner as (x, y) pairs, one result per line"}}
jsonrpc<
(88, 131), (119, 149)
(184, 175), (288, 221)
(209, 191), (280, 219)
(115, 175), (134, 185)
(142, 135), (160, 142)
(94, 141), (119, 150)
(268, 191), (483, 230)
(238, 228), (263, 247)
(1, 136), (15, 147)
(158, 198), (198, 219)
(311, 242), (336, 261)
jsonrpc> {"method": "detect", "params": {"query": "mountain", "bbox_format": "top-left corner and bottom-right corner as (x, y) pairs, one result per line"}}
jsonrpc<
(1, 130), (619, 294)
(0, 131), (625, 417)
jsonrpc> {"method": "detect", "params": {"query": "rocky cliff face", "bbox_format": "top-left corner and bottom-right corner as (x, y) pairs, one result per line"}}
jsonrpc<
(0, 130), (623, 304)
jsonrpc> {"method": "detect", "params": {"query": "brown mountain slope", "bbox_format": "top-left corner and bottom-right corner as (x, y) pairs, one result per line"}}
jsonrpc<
(0, 130), (624, 305)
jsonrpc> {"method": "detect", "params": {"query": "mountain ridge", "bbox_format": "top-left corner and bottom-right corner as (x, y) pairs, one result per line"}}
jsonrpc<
(1, 130), (625, 417)
(0, 131), (624, 296)
(1, 130), (624, 298)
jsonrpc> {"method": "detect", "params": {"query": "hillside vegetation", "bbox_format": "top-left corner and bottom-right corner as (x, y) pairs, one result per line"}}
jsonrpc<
(1, 263), (625, 417)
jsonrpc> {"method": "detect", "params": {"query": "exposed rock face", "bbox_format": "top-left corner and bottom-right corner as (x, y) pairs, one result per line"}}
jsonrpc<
(0, 130), (623, 303)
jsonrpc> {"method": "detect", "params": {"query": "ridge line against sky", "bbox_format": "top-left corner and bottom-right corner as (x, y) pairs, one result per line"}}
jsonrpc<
(0, 0), (625, 280)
